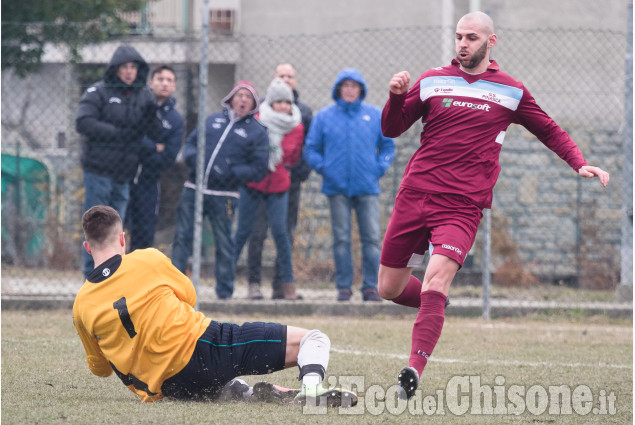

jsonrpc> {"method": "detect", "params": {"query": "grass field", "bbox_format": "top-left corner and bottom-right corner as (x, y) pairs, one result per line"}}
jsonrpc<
(2, 309), (632, 424)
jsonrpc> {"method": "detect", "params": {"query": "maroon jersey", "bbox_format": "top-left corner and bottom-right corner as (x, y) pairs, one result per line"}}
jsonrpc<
(382, 59), (587, 208)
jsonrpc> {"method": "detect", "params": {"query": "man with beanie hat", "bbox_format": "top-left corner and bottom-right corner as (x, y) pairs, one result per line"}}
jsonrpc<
(233, 77), (304, 300)
(171, 81), (269, 300)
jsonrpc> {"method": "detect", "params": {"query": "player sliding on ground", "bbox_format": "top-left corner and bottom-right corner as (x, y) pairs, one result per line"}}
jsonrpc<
(73, 205), (357, 406)
(378, 11), (610, 399)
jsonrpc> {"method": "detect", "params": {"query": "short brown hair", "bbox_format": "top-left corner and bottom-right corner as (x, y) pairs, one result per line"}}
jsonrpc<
(82, 206), (122, 246)
(151, 64), (176, 80)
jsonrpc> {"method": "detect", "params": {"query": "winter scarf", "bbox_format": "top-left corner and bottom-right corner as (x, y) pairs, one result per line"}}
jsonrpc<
(258, 101), (302, 172)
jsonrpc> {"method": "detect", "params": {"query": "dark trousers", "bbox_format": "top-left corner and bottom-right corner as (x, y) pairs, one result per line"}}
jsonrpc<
(126, 178), (160, 252)
(171, 187), (237, 299)
(247, 177), (302, 290)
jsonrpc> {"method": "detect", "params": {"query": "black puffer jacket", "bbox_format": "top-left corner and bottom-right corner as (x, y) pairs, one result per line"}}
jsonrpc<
(76, 45), (162, 183)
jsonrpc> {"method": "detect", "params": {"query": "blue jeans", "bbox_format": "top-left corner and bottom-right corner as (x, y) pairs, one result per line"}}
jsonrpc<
(328, 194), (380, 292)
(247, 177), (302, 289)
(234, 187), (293, 284)
(82, 171), (130, 277)
(171, 187), (237, 299)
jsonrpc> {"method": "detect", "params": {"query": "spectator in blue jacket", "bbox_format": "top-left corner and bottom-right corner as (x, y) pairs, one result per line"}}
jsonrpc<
(304, 68), (395, 302)
(126, 65), (184, 251)
(171, 81), (269, 300)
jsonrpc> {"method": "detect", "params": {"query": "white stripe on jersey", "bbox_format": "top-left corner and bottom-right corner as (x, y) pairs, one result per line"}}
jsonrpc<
(420, 76), (524, 111)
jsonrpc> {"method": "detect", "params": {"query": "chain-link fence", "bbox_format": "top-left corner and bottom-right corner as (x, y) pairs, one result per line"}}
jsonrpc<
(1, 18), (631, 298)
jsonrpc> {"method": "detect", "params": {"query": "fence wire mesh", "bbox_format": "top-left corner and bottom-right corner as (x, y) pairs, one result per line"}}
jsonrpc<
(1, 19), (631, 298)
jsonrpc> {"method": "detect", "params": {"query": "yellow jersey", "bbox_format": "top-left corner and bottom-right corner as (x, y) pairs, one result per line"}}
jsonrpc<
(72, 248), (212, 402)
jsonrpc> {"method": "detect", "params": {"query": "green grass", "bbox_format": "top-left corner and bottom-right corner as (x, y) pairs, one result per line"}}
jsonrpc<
(2, 310), (632, 424)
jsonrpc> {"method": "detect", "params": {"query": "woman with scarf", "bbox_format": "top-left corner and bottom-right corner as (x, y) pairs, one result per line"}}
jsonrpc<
(233, 78), (304, 300)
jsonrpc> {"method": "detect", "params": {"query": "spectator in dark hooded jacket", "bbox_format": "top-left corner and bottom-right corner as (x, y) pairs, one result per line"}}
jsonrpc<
(171, 81), (269, 300)
(76, 44), (162, 277)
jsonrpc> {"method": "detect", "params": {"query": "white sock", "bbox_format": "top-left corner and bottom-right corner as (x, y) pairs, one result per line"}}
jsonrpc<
(297, 329), (330, 388)
(302, 373), (322, 388)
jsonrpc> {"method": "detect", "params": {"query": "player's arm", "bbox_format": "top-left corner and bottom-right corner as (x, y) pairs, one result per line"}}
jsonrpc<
(73, 318), (113, 377)
(516, 89), (609, 187)
(578, 165), (610, 187)
(381, 71), (425, 138)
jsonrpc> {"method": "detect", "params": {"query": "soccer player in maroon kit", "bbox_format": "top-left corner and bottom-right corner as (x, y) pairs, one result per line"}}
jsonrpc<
(379, 11), (610, 399)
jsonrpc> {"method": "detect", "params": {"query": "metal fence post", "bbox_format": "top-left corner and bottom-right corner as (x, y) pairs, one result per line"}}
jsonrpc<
(482, 209), (491, 319)
(192, 0), (210, 309)
(618, 0), (634, 300)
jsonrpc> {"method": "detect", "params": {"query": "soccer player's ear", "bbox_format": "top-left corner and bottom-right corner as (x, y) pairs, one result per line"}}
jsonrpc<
(119, 232), (126, 249)
(488, 34), (497, 48)
(83, 241), (92, 255)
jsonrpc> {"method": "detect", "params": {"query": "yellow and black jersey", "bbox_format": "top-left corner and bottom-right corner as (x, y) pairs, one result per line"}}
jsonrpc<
(72, 248), (211, 402)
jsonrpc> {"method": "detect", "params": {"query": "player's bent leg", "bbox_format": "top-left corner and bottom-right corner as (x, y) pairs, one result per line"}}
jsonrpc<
(398, 254), (458, 399)
(421, 253), (460, 296)
(285, 326), (359, 408)
(284, 326), (308, 367)
(377, 265), (413, 300)
(285, 327), (330, 387)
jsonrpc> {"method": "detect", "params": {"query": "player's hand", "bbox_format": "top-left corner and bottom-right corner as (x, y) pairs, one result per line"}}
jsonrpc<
(578, 165), (610, 187)
(389, 71), (411, 95)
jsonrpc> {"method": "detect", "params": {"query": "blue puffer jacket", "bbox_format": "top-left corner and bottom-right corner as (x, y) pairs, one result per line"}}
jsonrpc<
(304, 68), (395, 196)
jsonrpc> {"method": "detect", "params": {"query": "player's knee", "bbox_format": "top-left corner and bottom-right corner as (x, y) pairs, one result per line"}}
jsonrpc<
(300, 329), (330, 350)
(377, 278), (404, 300)
(377, 282), (395, 300)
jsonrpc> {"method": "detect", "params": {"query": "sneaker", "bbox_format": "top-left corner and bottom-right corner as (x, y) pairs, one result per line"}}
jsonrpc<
(272, 288), (284, 299)
(362, 288), (382, 302)
(294, 385), (358, 408)
(397, 366), (419, 400)
(218, 378), (251, 401)
(248, 283), (264, 300)
(337, 289), (353, 302)
(253, 382), (299, 404)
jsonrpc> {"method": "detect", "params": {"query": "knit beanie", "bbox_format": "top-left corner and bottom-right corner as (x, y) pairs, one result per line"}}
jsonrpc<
(265, 77), (294, 105)
(221, 80), (260, 114)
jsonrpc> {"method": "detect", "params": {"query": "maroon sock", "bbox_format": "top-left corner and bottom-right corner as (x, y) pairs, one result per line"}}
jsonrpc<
(409, 290), (447, 377)
(391, 275), (423, 308)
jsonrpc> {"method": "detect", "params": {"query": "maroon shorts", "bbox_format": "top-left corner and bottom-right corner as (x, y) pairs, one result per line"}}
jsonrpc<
(380, 188), (483, 268)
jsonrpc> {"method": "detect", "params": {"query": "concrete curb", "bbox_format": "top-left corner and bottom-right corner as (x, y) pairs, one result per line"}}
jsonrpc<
(2, 295), (632, 319)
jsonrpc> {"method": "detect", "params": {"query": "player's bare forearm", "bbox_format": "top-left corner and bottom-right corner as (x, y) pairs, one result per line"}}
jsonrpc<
(578, 165), (610, 187)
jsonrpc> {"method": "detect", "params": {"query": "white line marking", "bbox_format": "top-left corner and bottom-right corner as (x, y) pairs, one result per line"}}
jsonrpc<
(331, 348), (632, 370)
(459, 322), (632, 333)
